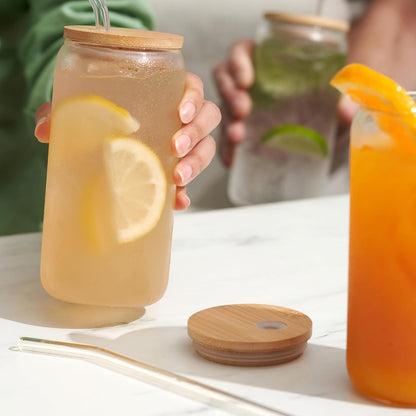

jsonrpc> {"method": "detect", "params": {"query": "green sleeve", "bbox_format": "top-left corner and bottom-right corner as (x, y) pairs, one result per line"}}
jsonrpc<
(19, 0), (155, 119)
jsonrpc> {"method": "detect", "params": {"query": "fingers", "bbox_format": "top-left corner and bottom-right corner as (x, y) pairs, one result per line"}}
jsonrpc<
(219, 120), (246, 168)
(229, 39), (255, 89)
(213, 39), (255, 168)
(175, 187), (190, 211)
(34, 102), (52, 143)
(172, 100), (221, 158)
(337, 94), (359, 126)
(214, 61), (252, 119)
(179, 72), (204, 124)
(174, 70), (221, 210)
(173, 135), (216, 187)
(35, 102), (52, 122)
(213, 39), (255, 119)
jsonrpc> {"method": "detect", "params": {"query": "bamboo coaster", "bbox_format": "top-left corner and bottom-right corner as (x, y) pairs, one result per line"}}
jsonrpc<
(188, 304), (312, 366)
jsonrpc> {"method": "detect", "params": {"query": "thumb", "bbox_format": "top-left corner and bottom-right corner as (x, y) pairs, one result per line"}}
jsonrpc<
(34, 102), (52, 143)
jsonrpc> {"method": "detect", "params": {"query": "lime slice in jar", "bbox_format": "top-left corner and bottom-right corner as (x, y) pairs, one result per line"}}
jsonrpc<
(261, 124), (328, 157)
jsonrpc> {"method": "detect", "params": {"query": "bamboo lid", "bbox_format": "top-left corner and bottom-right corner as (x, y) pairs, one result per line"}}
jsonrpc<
(265, 12), (350, 32)
(188, 304), (312, 366)
(64, 26), (184, 50)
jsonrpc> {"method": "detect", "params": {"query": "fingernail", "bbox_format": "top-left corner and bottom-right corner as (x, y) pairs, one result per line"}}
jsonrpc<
(180, 101), (196, 124)
(174, 135), (191, 156)
(177, 164), (193, 184)
(34, 116), (48, 141)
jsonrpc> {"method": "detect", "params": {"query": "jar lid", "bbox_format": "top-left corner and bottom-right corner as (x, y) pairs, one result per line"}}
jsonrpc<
(265, 12), (349, 32)
(64, 26), (184, 50)
(188, 304), (312, 366)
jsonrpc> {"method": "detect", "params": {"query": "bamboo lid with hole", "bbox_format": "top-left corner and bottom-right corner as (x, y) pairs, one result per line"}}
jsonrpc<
(188, 304), (312, 366)
(265, 12), (350, 32)
(64, 26), (184, 50)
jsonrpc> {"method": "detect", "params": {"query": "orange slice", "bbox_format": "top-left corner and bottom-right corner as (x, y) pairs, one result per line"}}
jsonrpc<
(330, 64), (416, 116)
(330, 64), (416, 151)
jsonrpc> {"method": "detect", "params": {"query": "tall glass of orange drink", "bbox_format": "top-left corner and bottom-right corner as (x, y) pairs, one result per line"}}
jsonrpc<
(348, 105), (416, 405)
(332, 64), (416, 406)
(41, 27), (185, 308)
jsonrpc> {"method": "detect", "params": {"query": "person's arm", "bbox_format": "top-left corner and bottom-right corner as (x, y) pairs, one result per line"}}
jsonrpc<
(347, 0), (416, 87)
(19, 0), (155, 120)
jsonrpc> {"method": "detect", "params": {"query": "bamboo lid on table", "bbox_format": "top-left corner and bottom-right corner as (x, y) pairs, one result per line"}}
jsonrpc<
(64, 26), (184, 50)
(265, 12), (350, 32)
(188, 304), (312, 366)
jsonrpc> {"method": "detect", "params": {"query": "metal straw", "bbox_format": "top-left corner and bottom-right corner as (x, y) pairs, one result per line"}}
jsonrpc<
(16, 337), (294, 416)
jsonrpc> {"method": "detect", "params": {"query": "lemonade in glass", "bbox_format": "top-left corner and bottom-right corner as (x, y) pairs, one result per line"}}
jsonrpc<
(41, 27), (185, 307)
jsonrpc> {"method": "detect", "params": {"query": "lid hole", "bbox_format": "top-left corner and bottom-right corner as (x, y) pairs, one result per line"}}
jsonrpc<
(256, 321), (287, 331)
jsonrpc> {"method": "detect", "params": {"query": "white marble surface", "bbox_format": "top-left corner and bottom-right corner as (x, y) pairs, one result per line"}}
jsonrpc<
(0, 195), (414, 416)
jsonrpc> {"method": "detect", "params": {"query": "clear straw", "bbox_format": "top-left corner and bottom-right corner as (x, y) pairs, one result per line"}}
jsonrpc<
(316, 0), (325, 16)
(16, 337), (294, 416)
(89, 0), (110, 31)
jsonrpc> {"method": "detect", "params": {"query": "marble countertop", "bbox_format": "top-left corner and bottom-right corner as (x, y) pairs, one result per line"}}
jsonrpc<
(0, 195), (414, 416)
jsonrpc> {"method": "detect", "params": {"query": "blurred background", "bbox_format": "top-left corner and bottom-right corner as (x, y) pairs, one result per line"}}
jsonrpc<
(149, 0), (354, 211)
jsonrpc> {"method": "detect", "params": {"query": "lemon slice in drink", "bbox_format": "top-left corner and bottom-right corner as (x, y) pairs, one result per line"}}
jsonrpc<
(261, 124), (328, 157)
(104, 137), (167, 244)
(50, 95), (140, 161)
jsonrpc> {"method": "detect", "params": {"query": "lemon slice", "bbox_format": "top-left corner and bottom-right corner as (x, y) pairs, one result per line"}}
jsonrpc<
(261, 124), (328, 157)
(104, 137), (167, 243)
(50, 95), (140, 161)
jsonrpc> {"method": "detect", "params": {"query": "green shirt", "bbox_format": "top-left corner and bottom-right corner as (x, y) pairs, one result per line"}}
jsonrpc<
(0, 0), (154, 235)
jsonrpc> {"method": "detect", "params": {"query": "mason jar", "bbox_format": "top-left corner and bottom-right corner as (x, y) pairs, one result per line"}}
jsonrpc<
(347, 102), (416, 406)
(228, 12), (348, 205)
(41, 26), (185, 307)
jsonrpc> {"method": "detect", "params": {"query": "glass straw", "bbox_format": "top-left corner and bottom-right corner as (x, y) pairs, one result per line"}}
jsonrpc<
(89, 0), (110, 31)
(16, 337), (294, 416)
(316, 0), (325, 16)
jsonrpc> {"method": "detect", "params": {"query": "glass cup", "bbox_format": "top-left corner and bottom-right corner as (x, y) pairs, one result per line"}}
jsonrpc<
(228, 12), (348, 205)
(347, 101), (416, 406)
(40, 26), (185, 308)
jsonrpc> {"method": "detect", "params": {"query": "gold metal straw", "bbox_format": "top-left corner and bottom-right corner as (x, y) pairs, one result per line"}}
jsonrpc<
(17, 337), (293, 416)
